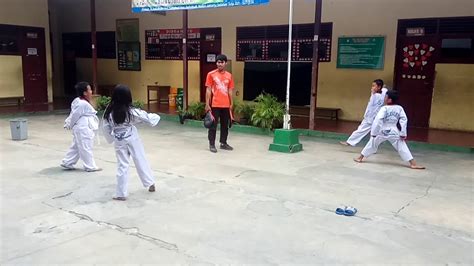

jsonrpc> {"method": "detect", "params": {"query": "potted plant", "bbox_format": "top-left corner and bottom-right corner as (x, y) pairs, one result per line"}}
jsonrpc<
(187, 102), (206, 120)
(96, 95), (111, 112)
(177, 106), (190, 124)
(132, 100), (145, 109)
(251, 93), (285, 130)
(96, 96), (145, 111)
(234, 101), (255, 125)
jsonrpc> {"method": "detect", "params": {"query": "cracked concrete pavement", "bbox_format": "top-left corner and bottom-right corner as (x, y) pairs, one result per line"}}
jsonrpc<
(1, 114), (473, 264)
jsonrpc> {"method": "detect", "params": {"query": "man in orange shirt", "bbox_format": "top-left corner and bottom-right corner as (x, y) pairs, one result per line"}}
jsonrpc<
(205, 54), (234, 153)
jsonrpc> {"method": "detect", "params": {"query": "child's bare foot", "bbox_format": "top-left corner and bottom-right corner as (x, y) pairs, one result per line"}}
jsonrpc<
(353, 155), (364, 163)
(148, 184), (155, 192)
(409, 159), (425, 170)
(340, 141), (350, 146)
(113, 197), (127, 201)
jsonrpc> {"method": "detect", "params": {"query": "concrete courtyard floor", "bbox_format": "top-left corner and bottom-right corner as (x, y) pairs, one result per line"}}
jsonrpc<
(1, 114), (473, 265)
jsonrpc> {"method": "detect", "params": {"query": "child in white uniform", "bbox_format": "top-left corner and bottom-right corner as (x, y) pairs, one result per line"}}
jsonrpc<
(341, 79), (388, 146)
(61, 82), (101, 172)
(354, 90), (425, 169)
(102, 84), (161, 201)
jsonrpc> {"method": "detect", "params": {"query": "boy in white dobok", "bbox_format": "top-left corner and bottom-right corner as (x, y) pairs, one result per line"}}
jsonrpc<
(354, 90), (425, 170)
(341, 79), (388, 146)
(61, 81), (101, 172)
(102, 85), (160, 201)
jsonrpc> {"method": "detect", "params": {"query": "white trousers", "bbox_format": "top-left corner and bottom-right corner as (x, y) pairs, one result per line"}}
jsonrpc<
(114, 136), (155, 197)
(361, 135), (414, 162)
(62, 127), (98, 170)
(346, 119), (372, 146)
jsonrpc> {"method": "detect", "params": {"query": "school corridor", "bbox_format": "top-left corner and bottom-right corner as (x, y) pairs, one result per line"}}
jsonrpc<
(1, 114), (472, 264)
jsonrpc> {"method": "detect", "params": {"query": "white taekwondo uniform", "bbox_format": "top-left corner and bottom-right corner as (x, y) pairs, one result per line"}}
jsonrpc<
(346, 87), (388, 146)
(361, 104), (414, 162)
(62, 97), (100, 171)
(102, 108), (160, 197)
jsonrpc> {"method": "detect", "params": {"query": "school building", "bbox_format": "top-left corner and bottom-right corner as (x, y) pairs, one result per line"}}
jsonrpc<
(1, 0), (473, 133)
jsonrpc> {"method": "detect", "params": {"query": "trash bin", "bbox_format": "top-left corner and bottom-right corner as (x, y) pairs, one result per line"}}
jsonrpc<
(10, 118), (28, 141)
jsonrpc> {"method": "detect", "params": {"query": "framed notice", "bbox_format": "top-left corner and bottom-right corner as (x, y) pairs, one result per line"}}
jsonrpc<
(337, 36), (385, 69)
(207, 53), (216, 63)
(116, 19), (139, 42)
(117, 42), (141, 71)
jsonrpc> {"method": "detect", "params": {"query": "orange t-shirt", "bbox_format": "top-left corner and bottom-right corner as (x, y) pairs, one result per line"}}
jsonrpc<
(205, 69), (234, 108)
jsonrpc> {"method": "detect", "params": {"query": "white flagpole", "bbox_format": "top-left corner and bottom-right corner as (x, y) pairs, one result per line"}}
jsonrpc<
(284, 0), (294, 130)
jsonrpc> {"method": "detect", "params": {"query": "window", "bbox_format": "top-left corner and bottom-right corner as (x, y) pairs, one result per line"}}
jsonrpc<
(243, 62), (313, 105)
(298, 41), (313, 60)
(0, 34), (18, 54)
(146, 43), (162, 59)
(237, 41), (265, 60)
(187, 41), (200, 60)
(440, 38), (473, 62)
(236, 23), (333, 62)
(163, 42), (181, 59)
(97, 32), (116, 59)
(295, 38), (331, 62)
(267, 40), (288, 61)
(62, 31), (116, 59)
(0, 25), (19, 55)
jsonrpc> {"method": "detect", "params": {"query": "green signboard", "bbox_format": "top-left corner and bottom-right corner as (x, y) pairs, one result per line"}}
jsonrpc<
(337, 36), (385, 69)
(118, 42), (141, 71)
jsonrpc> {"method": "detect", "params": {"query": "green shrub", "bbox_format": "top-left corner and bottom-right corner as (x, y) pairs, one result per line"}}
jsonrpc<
(97, 96), (144, 111)
(132, 100), (145, 109)
(235, 102), (255, 120)
(251, 93), (285, 129)
(187, 102), (206, 120)
(96, 96), (111, 111)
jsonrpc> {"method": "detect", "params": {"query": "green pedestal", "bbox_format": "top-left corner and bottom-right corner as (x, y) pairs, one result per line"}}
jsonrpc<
(269, 129), (303, 153)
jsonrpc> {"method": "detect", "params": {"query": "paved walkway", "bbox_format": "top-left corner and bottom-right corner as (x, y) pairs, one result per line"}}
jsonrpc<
(1, 114), (473, 264)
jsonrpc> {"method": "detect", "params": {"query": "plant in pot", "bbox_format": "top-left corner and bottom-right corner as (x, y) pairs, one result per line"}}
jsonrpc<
(187, 102), (206, 120)
(96, 96), (111, 112)
(132, 100), (145, 109)
(251, 93), (285, 130)
(177, 106), (190, 124)
(177, 102), (205, 124)
(234, 102), (255, 125)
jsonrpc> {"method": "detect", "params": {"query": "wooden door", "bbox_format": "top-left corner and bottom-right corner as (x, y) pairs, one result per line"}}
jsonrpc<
(20, 27), (48, 104)
(394, 35), (439, 128)
(199, 28), (222, 102)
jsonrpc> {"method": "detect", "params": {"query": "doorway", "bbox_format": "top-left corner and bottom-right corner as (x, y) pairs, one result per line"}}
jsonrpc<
(199, 28), (222, 102)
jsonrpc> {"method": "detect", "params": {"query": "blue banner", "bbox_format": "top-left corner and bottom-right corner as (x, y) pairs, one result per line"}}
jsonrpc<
(132, 0), (270, 12)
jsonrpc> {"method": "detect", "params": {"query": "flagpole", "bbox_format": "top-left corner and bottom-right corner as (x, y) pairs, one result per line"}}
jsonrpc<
(284, 0), (294, 130)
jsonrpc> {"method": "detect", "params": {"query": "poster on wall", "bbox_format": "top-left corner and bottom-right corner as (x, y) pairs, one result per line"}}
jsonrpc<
(117, 42), (141, 71)
(116, 19), (140, 42)
(337, 36), (385, 69)
(132, 0), (270, 12)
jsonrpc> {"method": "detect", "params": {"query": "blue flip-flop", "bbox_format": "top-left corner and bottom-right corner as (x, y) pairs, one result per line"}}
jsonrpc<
(335, 206), (346, 215)
(344, 206), (357, 216)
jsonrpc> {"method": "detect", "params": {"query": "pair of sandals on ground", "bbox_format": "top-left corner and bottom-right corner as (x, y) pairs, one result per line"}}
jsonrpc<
(335, 206), (358, 216)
